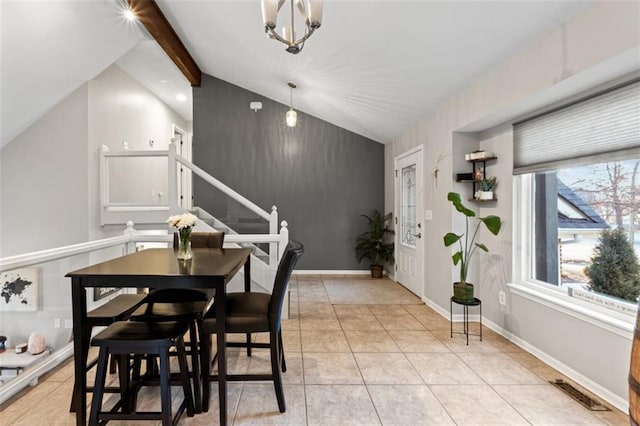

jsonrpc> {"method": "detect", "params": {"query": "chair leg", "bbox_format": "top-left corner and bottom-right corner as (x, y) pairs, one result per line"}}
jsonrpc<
(246, 333), (252, 357)
(158, 349), (173, 426)
(176, 337), (195, 417)
(270, 331), (286, 413)
(199, 330), (211, 413)
(188, 321), (202, 413)
(116, 354), (132, 413)
(89, 347), (110, 426)
(278, 331), (287, 373)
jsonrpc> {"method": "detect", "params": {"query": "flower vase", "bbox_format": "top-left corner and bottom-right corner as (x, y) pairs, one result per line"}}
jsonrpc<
(177, 228), (192, 260)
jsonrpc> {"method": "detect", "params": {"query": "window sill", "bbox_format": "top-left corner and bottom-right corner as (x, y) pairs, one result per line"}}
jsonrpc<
(507, 281), (634, 339)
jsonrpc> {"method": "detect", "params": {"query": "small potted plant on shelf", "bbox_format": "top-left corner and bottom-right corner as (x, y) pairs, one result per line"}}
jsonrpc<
(443, 192), (501, 301)
(356, 210), (394, 278)
(476, 177), (496, 200)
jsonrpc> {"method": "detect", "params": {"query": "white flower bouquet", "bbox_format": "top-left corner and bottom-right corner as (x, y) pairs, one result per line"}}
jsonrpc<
(168, 213), (198, 259)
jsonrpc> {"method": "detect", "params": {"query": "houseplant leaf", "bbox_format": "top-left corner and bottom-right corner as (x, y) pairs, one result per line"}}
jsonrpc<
(475, 243), (489, 252)
(480, 215), (501, 235)
(452, 251), (463, 265)
(447, 192), (476, 217)
(443, 232), (462, 247)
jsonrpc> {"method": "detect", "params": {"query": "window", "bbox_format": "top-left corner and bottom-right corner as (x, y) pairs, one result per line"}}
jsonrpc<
(525, 159), (640, 309)
(513, 79), (640, 316)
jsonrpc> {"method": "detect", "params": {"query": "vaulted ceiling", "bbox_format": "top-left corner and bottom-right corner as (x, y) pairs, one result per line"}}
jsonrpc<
(1, 0), (592, 148)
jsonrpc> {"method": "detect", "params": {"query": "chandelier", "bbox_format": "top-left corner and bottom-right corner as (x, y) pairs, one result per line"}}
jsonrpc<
(261, 0), (323, 54)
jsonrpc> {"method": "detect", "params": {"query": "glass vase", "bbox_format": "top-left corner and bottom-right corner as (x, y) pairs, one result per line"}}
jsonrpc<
(177, 227), (192, 260)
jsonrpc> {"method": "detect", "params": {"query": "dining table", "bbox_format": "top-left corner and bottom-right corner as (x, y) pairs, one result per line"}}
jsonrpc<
(66, 247), (252, 426)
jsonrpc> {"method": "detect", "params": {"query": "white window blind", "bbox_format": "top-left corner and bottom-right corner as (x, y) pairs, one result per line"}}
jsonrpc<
(513, 80), (640, 174)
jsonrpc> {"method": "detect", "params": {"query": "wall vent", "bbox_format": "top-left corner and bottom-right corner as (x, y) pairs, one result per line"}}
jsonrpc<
(549, 379), (610, 411)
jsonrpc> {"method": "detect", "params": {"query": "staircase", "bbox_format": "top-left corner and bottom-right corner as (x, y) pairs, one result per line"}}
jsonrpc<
(99, 142), (289, 294)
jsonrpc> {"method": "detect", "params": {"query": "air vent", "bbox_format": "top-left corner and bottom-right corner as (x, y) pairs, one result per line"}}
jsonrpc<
(550, 379), (610, 411)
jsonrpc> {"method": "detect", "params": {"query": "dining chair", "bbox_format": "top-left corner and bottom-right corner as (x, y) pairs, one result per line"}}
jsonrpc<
(199, 240), (304, 413)
(69, 293), (146, 413)
(89, 320), (194, 426)
(128, 231), (225, 412)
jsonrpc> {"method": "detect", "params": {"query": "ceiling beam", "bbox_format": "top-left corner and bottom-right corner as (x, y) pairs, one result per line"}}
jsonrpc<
(127, 0), (201, 87)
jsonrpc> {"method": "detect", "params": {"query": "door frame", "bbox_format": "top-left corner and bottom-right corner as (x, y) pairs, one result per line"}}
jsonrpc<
(173, 124), (193, 209)
(394, 145), (425, 298)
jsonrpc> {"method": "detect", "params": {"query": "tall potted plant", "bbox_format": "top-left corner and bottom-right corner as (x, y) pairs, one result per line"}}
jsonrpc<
(443, 192), (501, 301)
(356, 210), (394, 278)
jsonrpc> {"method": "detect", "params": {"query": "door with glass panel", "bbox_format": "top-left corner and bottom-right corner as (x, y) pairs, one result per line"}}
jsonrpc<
(395, 147), (424, 297)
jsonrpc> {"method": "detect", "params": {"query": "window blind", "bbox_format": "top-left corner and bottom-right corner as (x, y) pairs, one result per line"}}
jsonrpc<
(513, 80), (640, 175)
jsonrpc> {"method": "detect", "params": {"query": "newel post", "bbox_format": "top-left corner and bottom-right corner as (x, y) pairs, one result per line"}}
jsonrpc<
(269, 206), (278, 266)
(168, 142), (180, 215)
(123, 221), (136, 255)
(279, 220), (289, 261)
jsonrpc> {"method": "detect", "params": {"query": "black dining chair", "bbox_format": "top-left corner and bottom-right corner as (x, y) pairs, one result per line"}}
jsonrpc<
(69, 293), (146, 413)
(199, 240), (304, 413)
(89, 320), (195, 426)
(128, 231), (224, 412)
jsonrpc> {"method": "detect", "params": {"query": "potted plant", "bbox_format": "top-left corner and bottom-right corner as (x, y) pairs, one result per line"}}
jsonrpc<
(356, 210), (394, 278)
(443, 192), (501, 301)
(477, 177), (496, 200)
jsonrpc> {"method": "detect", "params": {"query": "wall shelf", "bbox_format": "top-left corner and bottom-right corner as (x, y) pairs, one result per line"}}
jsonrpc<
(457, 153), (497, 202)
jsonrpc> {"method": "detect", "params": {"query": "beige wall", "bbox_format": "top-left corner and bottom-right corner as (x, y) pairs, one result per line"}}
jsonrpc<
(386, 0), (640, 409)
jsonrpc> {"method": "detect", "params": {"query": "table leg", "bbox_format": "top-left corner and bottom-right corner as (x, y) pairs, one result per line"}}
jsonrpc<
(70, 278), (88, 425)
(216, 289), (227, 426)
(449, 298), (453, 338)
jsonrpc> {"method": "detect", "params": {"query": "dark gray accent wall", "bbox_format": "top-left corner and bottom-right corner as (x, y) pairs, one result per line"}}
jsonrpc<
(193, 74), (384, 270)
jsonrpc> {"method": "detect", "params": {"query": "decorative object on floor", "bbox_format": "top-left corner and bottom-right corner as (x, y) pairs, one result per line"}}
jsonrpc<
(286, 81), (297, 127)
(0, 268), (38, 311)
(356, 210), (395, 278)
(27, 332), (45, 355)
(450, 296), (482, 345)
(476, 176), (496, 200)
(443, 192), (501, 301)
(261, 0), (323, 54)
(167, 213), (198, 260)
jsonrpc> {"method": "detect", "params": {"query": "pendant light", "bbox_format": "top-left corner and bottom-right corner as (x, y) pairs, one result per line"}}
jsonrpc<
(286, 81), (297, 127)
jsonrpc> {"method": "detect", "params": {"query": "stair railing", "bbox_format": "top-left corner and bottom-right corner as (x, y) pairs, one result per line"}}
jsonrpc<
(167, 142), (283, 265)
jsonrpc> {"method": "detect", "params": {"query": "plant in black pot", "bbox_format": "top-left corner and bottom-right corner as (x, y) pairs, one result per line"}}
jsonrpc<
(356, 210), (394, 278)
(443, 192), (501, 301)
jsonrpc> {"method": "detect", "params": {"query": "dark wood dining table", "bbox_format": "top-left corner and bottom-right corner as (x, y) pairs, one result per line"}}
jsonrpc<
(66, 247), (252, 426)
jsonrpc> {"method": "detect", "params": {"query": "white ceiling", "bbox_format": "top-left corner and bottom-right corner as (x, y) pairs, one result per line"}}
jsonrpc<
(1, 0), (593, 148)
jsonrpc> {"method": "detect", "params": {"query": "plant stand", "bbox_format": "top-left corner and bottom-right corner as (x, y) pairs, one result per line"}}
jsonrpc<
(450, 296), (482, 345)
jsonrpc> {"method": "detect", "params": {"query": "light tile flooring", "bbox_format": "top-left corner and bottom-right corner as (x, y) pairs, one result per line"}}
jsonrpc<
(0, 276), (630, 425)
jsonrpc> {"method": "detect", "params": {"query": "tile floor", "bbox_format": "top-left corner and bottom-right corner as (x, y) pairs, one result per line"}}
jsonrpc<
(0, 276), (630, 425)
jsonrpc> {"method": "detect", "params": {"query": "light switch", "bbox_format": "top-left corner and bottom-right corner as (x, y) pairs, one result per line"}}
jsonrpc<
(425, 210), (433, 221)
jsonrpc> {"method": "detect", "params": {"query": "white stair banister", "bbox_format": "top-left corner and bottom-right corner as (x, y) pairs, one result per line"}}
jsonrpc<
(171, 145), (271, 222)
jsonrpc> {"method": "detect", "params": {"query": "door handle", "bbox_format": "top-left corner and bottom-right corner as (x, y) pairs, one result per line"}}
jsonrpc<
(413, 233), (421, 239)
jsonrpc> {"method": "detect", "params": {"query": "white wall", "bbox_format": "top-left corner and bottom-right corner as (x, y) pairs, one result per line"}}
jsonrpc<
(88, 64), (190, 240)
(0, 62), (191, 353)
(385, 0), (640, 409)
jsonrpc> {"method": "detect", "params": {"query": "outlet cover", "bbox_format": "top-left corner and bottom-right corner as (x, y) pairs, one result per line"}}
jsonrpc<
(64, 319), (73, 329)
(54, 318), (61, 329)
(499, 291), (506, 306)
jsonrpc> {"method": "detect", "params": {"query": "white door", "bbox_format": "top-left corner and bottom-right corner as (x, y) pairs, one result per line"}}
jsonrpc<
(173, 125), (193, 209)
(394, 147), (424, 297)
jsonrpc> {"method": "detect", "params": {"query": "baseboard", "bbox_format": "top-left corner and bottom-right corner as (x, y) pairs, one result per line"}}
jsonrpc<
(0, 343), (73, 405)
(481, 316), (628, 413)
(421, 295), (627, 412)
(421, 295), (480, 322)
(294, 270), (371, 275)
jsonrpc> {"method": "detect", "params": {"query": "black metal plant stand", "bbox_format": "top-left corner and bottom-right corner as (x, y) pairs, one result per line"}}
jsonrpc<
(450, 297), (482, 345)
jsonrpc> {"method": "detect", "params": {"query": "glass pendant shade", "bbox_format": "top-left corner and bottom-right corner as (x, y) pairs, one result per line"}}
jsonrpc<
(286, 109), (297, 127)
